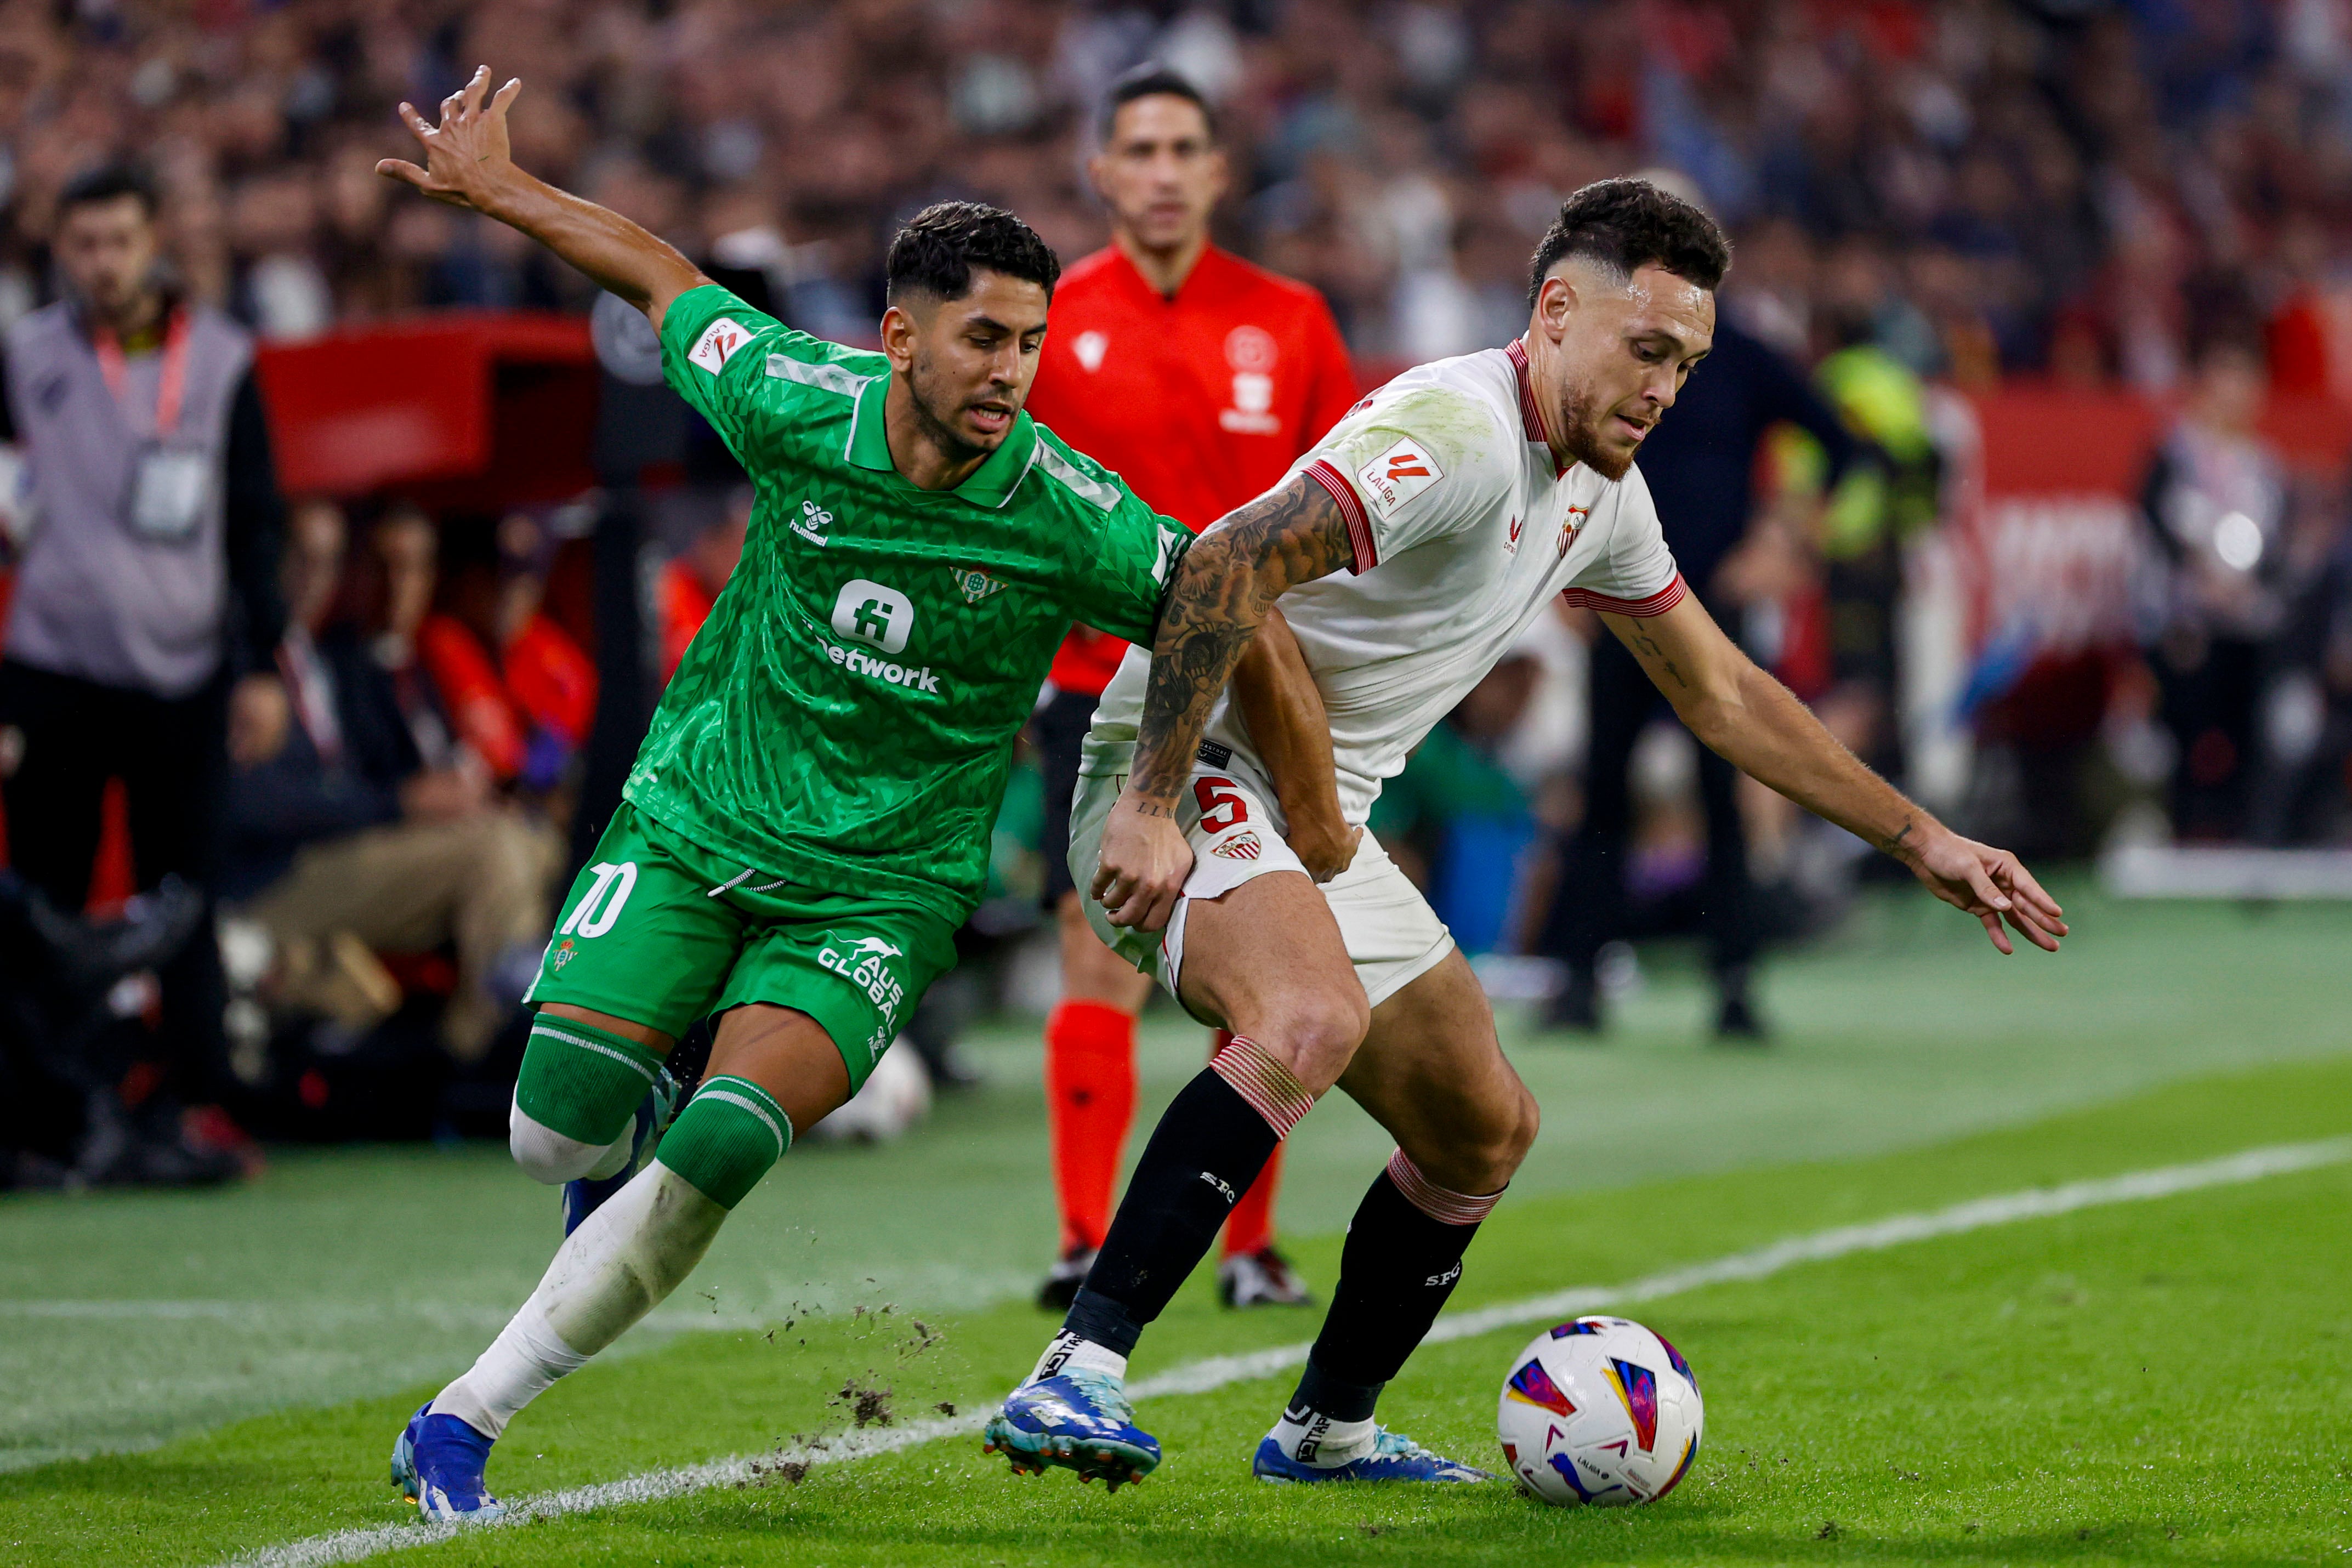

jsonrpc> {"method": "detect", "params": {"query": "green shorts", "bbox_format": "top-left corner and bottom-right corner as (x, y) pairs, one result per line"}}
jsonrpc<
(525, 802), (957, 1092)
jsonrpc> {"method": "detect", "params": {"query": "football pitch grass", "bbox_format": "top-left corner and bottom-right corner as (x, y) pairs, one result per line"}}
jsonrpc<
(3, 883), (2348, 1565)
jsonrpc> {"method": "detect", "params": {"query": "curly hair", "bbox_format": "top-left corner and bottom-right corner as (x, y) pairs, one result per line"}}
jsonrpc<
(1525, 179), (1731, 309)
(885, 201), (1061, 304)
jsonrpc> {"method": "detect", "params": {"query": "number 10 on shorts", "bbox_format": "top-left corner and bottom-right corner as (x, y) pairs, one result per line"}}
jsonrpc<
(561, 861), (639, 939)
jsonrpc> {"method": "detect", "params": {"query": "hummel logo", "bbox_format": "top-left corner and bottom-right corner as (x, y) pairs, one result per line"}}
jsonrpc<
(794, 500), (831, 546)
(1200, 1171), (1237, 1205)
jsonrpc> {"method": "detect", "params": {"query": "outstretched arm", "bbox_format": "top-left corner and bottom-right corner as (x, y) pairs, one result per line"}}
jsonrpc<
(1093, 473), (1354, 928)
(1230, 605), (1360, 882)
(379, 66), (709, 332)
(1603, 592), (2067, 955)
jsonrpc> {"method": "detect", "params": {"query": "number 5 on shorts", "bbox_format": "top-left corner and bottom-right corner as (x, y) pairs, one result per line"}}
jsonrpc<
(561, 861), (639, 939)
(1194, 776), (1250, 834)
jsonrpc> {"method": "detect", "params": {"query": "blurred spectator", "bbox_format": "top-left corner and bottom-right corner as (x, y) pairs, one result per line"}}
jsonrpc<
(360, 502), (467, 773)
(417, 512), (597, 793)
(224, 500), (556, 1064)
(2139, 329), (2291, 840)
(657, 486), (749, 684)
(1537, 306), (1856, 1041)
(0, 161), (285, 1114)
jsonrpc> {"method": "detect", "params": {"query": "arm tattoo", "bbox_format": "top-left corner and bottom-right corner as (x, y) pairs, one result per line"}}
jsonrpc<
(1884, 819), (1914, 857)
(1629, 629), (1688, 690)
(1130, 474), (1354, 804)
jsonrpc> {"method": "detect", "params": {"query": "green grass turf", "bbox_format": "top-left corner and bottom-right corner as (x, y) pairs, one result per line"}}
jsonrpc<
(8, 881), (2349, 1473)
(4, 1051), (2348, 1566)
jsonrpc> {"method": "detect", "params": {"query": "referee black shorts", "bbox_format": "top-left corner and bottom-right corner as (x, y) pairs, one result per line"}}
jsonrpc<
(1030, 684), (1100, 907)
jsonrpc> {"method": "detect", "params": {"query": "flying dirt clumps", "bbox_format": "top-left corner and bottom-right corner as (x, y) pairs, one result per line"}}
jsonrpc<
(834, 1377), (894, 1428)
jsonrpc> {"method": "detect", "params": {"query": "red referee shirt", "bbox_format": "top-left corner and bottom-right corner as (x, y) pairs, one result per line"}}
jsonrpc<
(1024, 244), (1359, 696)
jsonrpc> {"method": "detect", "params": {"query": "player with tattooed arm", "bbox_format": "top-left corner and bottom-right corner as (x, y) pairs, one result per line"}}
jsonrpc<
(986, 179), (2067, 1488)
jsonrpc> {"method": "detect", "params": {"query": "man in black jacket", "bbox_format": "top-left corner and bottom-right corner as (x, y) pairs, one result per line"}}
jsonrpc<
(225, 501), (555, 1063)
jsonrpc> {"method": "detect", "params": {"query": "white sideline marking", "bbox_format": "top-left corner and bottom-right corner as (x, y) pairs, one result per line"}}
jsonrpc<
(218, 1136), (2351, 1568)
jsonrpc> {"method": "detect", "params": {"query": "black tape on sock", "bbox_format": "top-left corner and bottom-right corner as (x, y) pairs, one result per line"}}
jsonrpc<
(1074, 1066), (1279, 1331)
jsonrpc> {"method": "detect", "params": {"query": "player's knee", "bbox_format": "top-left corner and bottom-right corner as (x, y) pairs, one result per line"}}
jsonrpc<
(1499, 1085), (1541, 1176)
(509, 1099), (610, 1185)
(1417, 1083), (1538, 1196)
(1254, 984), (1370, 1093)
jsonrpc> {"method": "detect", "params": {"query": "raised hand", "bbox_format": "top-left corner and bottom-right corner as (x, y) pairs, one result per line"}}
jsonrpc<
(1905, 826), (2067, 955)
(377, 65), (525, 217)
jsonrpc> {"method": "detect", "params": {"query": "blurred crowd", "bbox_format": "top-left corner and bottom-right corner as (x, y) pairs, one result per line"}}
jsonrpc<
(4, 0), (2352, 1182)
(4, 0), (2352, 383)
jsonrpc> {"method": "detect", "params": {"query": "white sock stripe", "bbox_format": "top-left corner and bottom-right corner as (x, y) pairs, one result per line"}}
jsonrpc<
(530, 1025), (659, 1086)
(1385, 1147), (1503, 1226)
(694, 1087), (788, 1160)
(209, 1134), (2352, 1568)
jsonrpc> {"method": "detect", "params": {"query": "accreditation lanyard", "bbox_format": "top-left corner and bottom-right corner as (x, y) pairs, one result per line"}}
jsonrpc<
(93, 309), (191, 438)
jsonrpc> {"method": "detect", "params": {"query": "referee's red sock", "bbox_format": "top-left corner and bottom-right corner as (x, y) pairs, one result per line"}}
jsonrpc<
(1214, 1029), (1286, 1257)
(1043, 1000), (1137, 1255)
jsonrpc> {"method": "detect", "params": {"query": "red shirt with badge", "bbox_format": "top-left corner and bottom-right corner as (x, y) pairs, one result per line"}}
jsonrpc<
(1023, 244), (1359, 696)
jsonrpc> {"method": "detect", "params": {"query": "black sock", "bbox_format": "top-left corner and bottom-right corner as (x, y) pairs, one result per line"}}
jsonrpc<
(1293, 1168), (1484, 1407)
(1065, 1066), (1280, 1343)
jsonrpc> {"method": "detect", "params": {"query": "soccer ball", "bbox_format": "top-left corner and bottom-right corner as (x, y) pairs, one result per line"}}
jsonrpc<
(807, 1038), (931, 1143)
(1496, 1315), (1703, 1506)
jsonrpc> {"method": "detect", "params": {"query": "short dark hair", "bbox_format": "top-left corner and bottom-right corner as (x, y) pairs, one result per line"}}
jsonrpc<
(1099, 63), (1215, 144)
(885, 201), (1061, 305)
(58, 162), (160, 221)
(1525, 178), (1730, 310)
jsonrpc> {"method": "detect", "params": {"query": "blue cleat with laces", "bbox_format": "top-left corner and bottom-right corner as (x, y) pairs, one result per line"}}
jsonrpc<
(560, 1067), (681, 1236)
(1251, 1426), (1491, 1484)
(390, 1401), (507, 1521)
(982, 1369), (1161, 1490)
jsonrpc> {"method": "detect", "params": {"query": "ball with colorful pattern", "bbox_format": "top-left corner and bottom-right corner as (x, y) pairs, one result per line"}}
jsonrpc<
(1496, 1315), (1703, 1507)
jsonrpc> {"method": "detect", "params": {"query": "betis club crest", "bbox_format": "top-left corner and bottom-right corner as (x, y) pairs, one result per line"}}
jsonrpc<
(950, 566), (1009, 605)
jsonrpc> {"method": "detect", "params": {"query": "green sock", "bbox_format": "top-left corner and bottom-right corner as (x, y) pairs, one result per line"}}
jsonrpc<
(656, 1076), (792, 1209)
(515, 1013), (667, 1147)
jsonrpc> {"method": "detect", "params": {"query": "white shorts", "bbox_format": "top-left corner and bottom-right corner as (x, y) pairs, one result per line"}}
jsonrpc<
(1069, 761), (1455, 1022)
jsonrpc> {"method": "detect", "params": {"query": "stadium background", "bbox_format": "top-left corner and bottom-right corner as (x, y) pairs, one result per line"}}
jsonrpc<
(2, 1), (2349, 1563)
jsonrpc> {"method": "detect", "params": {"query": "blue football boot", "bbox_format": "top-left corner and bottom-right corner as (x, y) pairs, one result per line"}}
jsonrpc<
(1252, 1426), (1491, 1484)
(982, 1369), (1161, 1490)
(561, 1067), (681, 1236)
(390, 1401), (507, 1521)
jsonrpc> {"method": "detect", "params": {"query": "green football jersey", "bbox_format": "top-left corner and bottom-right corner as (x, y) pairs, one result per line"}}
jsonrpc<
(625, 285), (1190, 922)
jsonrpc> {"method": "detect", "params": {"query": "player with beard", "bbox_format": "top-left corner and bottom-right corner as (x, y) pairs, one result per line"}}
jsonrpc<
(364, 67), (1334, 1520)
(987, 179), (2067, 1488)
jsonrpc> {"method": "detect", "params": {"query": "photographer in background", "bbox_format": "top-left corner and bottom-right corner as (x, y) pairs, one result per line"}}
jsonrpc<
(0, 162), (288, 1152)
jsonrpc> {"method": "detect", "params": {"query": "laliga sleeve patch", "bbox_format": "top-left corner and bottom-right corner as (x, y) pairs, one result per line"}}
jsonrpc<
(688, 317), (752, 375)
(1355, 438), (1446, 519)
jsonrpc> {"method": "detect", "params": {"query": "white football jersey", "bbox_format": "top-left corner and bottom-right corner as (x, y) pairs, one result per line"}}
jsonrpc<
(1082, 339), (1686, 825)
